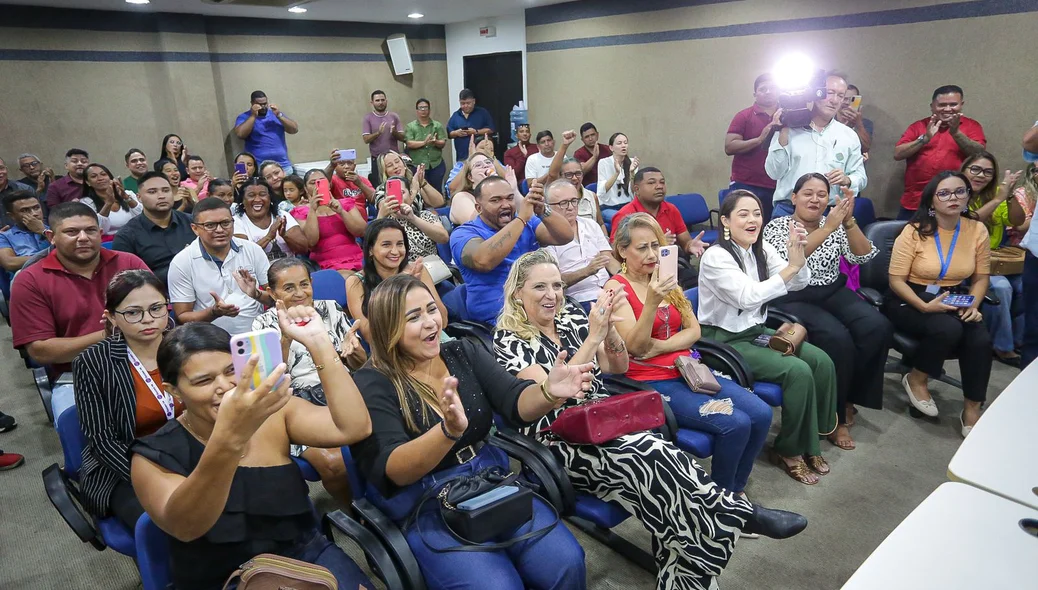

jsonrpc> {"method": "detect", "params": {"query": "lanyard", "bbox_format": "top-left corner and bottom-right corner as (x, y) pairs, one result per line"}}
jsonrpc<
(127, 348), (177, 421)
(934, 221), (961, 281)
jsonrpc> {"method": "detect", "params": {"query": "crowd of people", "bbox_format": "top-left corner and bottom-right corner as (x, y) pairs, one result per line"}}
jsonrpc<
(0, 74), (1035, 590)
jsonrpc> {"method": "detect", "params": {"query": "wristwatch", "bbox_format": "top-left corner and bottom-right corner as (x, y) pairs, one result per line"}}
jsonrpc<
(541, 203), (553, 218)
(916, 134), (929, 144)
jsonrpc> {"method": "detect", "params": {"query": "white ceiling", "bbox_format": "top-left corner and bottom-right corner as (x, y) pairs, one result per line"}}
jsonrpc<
(8, 0), (576, 25)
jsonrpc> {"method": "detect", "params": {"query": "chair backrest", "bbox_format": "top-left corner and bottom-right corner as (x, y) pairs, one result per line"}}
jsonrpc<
(684, 287), (700, 315)
(586, 182), (597, 194)
(56, 406), (86, 478)
(668, 193), (710, 226)
(311, 269), (347, 308)
(859, 220), (908, 293)
(441, 283), (469, 321)
(854, 196), (876, 229)
(718, 188), (731, 203)
(101, 242), (113, 250)
(135, 513), (171, 590)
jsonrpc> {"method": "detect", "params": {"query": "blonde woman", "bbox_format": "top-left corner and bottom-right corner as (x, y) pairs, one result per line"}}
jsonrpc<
(495, 249), (805, 590)
(448, 151), (520, 226)
(376, 151), (445, 209)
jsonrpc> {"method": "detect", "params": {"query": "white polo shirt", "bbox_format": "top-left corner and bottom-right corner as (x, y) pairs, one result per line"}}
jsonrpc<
(546, 216), (612, 303)
(168, 237), (271, 335)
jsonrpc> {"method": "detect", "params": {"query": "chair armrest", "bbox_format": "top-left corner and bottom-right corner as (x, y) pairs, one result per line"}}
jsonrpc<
(709, 209), (719, 229)
(442, 321), (494, 347)
(489, 432), (575, 514)
(42, 463), (104, 550)
(350, 498), (426, 590)
(856, 287), (884, 308)
(658, 398), (679, 443)
(766, 307), (802, 329)
(602, 374), (648, 394)
(695, 339), (753, 386)
(983, 293), (1000, 306)
(33, 366), (54, 423)
(325, 511), (408, 590)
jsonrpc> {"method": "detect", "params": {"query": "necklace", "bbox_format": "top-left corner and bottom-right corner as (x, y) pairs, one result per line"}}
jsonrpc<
(180, 415), (248, 459)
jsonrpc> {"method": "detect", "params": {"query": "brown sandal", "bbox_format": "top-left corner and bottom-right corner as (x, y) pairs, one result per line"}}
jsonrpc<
(804, 454), (831, 475)
(768, 448), (818, 485)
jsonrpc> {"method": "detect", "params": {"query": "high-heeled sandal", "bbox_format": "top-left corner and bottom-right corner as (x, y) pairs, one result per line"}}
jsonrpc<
(768, 448), (818, 485)
(804, 454), (830, 475)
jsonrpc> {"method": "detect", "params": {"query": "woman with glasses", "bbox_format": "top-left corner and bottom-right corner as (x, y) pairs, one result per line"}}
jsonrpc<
(73, 270), (182, 530)
(960, 152), (1024, 366)
(886, 171), (993, 437)
(544, 179), (618, 310)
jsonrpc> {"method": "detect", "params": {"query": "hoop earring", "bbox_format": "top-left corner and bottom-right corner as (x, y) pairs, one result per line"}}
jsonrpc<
(928, 208), (935, 217)
(620, 261), (627, 274)
(723, 226), (731, 241)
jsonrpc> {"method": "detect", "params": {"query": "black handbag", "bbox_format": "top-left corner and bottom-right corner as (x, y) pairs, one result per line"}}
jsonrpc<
(406, 465), (558, 552)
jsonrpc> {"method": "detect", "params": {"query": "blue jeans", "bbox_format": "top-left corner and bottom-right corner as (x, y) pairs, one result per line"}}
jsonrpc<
(51, 383), (76, 427)
(223, 529), (372, 590)
(729, 183), (775, 221)
(771, 200), (795, 219)
(984, 274), (1022, 353)
(644, 377), (772, 493)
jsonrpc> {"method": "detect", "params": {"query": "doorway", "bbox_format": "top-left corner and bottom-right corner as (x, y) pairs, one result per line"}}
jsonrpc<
(463, 51), (524, 162)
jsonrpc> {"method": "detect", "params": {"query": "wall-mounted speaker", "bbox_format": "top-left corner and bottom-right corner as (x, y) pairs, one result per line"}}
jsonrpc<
(386, 34), (413, 75)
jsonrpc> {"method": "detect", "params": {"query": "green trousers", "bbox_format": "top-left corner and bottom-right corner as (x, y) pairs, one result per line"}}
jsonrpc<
(701, 324), (838, 457)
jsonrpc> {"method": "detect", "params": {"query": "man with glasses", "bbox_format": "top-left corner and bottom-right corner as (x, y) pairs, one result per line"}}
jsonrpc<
(167, 197), (272, 334)
(544, 180), (617, 310)
(546, 130), (608, 235)
(11, 202), (148, 422)
(894, 85), (986, 220)
(16, 153), (55, 198)
(404, 98), (448, 195)
(46, 148), (91, 210)
(765, 73), (866, 219)
(113, 172), (195, 289)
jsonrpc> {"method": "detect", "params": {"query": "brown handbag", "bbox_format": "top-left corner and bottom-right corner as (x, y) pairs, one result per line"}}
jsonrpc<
(674, 353), (722, 394)
(222, 554), (342, 590)
(990, 246), (1025, 276)
(768, 322), (808, 356)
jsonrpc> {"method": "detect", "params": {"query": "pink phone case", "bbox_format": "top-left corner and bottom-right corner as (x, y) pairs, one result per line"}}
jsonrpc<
(385, 178), (404, 205)
(658, 245), (678, 284)
(230, 329), (285, 390)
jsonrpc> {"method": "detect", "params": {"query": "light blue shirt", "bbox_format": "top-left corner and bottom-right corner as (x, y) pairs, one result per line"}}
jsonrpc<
(0, 225), (49, 257)
(765, 119), (867, 205)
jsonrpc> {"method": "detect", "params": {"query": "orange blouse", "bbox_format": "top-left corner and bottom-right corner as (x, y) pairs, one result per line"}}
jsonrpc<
(131, 363), (183, 437)
(889, 218), (990, 287)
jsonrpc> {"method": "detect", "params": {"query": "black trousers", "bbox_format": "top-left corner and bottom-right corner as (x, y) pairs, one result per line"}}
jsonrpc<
(775, 280), (894, 422)
(883, 287), (993, 402)
(109, 479), (146, 530)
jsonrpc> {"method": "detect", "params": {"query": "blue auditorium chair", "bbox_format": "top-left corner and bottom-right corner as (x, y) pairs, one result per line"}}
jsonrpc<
(667, 193), (719, 244)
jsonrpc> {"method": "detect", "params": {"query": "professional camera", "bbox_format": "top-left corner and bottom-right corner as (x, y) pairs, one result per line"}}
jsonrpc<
(772, 54), (827, 128)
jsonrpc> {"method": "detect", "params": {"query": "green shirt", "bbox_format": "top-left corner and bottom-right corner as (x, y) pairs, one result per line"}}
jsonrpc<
(404, 119), (447, 168)
(969, 188), (1009, 250)
(122, 175), (139, 194)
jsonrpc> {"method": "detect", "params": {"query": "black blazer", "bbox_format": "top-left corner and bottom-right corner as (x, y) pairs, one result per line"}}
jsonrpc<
(72, 337), (142, 517)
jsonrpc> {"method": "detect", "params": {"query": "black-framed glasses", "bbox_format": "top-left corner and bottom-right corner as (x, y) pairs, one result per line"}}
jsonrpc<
(416, 105), (430, 111)
(562, 171), (583, 179)
(549, 198), (580, 210)
(936, 187), (969, 201)
(22, 160), (41, 169)
(967, 165), (994, 178)
(113, 302), (169, 324)
(193, 219), (234, 232)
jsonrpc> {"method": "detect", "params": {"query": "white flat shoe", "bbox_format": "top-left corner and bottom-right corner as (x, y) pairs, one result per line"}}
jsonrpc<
(960, 412), (973, 438)
(902, 374), (938, 417)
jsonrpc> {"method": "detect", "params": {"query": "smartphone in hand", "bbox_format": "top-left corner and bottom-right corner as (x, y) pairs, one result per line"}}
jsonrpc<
(230, 329), (285, 389)
(385, 178), (404, 206)
(234, 162), (247, 176)
(336, 149), (357, 161)
(658, 245), (678, 285)
(315, 178), (332, 206)
(944, 294), (976, 308)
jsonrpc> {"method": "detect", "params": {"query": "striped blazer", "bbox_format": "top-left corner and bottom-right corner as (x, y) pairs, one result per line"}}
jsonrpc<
(72, 337), (148, 517)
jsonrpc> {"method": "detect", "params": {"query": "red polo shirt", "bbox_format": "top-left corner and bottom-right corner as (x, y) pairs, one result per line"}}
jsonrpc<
(574, 143), (612, 186)
(610, 198), (685, 242)
(11, 249), (149, 373)
(504, 142), (534, 182)
(727, 104), (777, 188)
(897, 116), (986, 210)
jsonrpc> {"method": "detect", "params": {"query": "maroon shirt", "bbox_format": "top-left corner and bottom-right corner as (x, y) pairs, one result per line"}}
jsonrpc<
(726, 104), (777, 189)
(11, 249), (149, 373)
(574, 143), (612, 186)
(504, 142), (534, 182)
(45, 175), (85, 210)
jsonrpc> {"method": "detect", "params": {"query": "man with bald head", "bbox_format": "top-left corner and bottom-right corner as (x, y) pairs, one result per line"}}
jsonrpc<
(450, 176), (573, 324)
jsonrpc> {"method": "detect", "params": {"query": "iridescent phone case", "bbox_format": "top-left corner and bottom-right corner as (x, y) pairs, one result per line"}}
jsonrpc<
(230, 328), (285, 389)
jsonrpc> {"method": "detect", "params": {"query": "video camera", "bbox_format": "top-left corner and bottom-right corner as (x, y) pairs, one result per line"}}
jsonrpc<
(778, 69), (828, 128)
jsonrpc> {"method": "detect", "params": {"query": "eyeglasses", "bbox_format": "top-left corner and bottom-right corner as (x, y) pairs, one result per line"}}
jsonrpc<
(416, 106), (430, 111)
(193, 219), (234, 232)
(562, 171), (583, 179)
(113, 302), (169, 324)
(549, 198), (580, 210)
(22, 160), (41, 168)
(935, 187), (970, 201)
(967, 165), (995, 178)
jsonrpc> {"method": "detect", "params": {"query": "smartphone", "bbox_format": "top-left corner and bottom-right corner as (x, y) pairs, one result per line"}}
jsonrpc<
(234, 162), (247, 176)
(458, 485), (520, 511)
(943, 294), (976, 308)
(752, 334), (772, 347)
(336, 148), (357, 161)
(385, 178), (404, 205)
(658, 245), (678, 284)
(315, 178), (332, 207)
(230, 329), (285, 390)
(850, 95), (863, 111)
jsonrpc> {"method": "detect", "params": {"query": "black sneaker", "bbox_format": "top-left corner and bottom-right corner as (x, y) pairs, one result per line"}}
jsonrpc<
(0, 412), (16, 433)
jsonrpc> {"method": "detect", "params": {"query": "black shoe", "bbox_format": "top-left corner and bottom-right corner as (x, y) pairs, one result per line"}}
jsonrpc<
(743, 505), (808, 539)
(0, 413), (16, 434)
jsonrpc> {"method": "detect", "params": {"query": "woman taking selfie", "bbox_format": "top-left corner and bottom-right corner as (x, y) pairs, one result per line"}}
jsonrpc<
(232, 178), (309, 260)
(763, 173), (892, 450)
(605, 214), (773, 494)
(351, 274), (595, 590)
(698, 190), (838, 485)
(74, 270), (182, 530)
(130, 307), (373, 590)
(496, 250), (807, 590)
(885, 171), (993, 437)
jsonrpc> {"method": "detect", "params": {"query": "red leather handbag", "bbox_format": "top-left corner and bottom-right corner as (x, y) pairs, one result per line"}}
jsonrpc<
(542, 391), (665, 445)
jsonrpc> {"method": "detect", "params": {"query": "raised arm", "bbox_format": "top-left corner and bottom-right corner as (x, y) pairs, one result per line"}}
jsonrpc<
(233, 107), (258, 139)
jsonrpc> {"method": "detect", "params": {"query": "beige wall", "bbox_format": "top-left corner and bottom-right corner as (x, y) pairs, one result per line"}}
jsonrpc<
(527, 0), (1038, 216)
(0, 17), (448, 179)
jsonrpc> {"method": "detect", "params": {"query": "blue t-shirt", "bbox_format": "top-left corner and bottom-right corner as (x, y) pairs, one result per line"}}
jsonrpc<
(447, 106), (496, 161)
(0, 225), (49, 258)
(450, 215), (542, 324)
(234, 109), (290, 167)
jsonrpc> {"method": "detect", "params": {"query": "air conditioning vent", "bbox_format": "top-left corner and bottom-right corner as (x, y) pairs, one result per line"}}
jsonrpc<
(201, 0), (301, 7)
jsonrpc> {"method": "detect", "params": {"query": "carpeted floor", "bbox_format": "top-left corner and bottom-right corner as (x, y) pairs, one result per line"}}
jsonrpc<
(0, 319), (1019, 589)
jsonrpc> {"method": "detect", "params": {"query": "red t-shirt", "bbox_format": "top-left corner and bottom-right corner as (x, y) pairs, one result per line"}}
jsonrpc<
(11, 249), (150, 373)
(897, 116), (986, 210)
(504, 143), (534, 182)
(727, 105), (777, 189)
(574, 143), (612, 186)
(613, 275), (684, 382)
(610, 198), (686, 242)
(330, 175), (373, 210)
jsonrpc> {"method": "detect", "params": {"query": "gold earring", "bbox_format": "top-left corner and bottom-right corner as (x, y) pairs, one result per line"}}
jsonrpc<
(723, 226), (731, 240)
(620, 260), (627, 274)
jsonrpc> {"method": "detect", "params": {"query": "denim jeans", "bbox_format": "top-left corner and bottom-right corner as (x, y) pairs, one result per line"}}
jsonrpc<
(643, 376), (772, 493)
(51, 383), (76, 427)
(984, 274), (1022, 353)
(222, 529), (372, 590)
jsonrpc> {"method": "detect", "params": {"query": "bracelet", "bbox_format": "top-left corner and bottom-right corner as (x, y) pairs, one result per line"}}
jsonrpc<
(313, 357), (341, 371)
(843, 217), (857, 230)
(540, 379), (559, 405)
(440, 420), (462, 441)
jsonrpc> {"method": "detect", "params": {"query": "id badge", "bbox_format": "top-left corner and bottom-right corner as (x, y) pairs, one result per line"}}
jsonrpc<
(925, 284), (940, 295)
